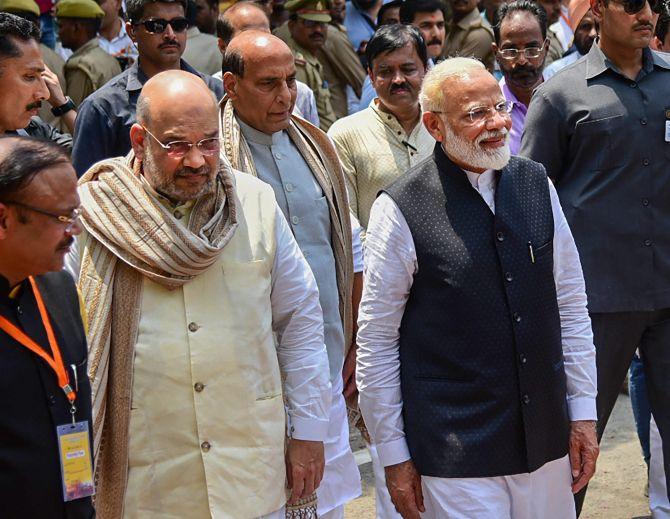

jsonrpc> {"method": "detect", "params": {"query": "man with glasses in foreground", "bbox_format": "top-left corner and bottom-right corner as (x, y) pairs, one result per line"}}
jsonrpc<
(357, 57), (598, 518)
(0, 136), (94, 518)
(71, 0), (223, 176)
(521, 0), (670, 512)
(494, 0), (549, 155)
(67, 70), (332, 518)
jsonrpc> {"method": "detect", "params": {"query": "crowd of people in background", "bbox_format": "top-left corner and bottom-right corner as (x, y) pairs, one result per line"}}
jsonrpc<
(0, 0), (670, 517)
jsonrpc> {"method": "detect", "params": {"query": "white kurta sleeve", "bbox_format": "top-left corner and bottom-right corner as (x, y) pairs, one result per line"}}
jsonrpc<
(356, 193), (417, 467)
(350, 213), (364, 274)
(549, 179), (598, 421)
(271, 206), (332, 442)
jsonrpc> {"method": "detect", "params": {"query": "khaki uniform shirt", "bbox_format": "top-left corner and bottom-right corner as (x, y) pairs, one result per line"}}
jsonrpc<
(443, 8), (495, 72)
(65, 38), (121, 107)
(285, 37), (337, 131)
(39, 44), (66, 129)
(320, 25), (366, 118)
(546, 28), (564, 66)
(327, 99), (435, 233)
(275, 23), (366, 119)
(182, 27), (222, 76)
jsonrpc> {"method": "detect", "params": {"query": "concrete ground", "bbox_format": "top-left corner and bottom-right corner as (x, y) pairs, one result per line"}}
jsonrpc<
(345, 394), (651, 518)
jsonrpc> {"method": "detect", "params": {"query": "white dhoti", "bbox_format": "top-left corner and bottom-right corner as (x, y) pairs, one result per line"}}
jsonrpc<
(650, 416), (670, 519)
(420, 455), (575, 519)
(317, 378), (362, 516)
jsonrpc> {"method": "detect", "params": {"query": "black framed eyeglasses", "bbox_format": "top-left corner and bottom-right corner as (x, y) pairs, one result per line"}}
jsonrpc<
(4, 201), (82, 232)
(142, 126), (221, 158)
(613, 0), (669, 14)
(133, 17), (189, 34)
(497, 44), (546, 61)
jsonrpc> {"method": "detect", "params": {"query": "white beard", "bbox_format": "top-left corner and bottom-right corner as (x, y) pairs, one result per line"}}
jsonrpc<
(442, 123), (511, 171)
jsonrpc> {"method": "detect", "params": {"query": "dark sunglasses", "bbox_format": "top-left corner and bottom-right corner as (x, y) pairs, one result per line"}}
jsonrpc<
(133, 17), (189, 34)
(614, 0), (668, 15)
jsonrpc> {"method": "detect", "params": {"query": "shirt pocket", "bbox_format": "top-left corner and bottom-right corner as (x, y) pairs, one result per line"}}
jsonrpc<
(574, 115), (625, 171)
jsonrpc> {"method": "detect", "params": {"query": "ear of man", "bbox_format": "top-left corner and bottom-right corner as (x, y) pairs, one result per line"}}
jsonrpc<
(590, 0), (605, 23)
(222, 71), (238, 98)
(129, 123), (148, 160)
(422, 111), (445, 142)
(126, 20), (137, 42)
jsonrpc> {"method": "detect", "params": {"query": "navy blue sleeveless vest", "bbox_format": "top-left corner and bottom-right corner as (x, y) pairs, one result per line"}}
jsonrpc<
(384, 144), (570, 478)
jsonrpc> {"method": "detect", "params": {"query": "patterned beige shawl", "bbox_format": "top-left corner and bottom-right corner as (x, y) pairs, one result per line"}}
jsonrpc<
(77, 152), (238, 518)
(219, 96), (354, 355)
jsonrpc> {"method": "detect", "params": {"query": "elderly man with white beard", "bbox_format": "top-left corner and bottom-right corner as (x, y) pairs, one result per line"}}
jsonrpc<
(356, 57), (599, 519)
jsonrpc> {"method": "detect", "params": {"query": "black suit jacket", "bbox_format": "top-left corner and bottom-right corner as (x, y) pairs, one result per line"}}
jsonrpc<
(0, 271), (94, 519)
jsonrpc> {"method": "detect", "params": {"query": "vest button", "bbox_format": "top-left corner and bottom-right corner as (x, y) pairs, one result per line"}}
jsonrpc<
(513, 312), (521, 323)
(642, 198), (650, 206)
(522, 394), (530, 405)
(285, 183), (294, 192)
(16, 306), (22, 315)
(194, 382), (205, 392)
(48, 394), (56, 406)
(496, 231), (504, 242)
(519, 354), (527, 364)
(291, 216), (300, 225)
(644, 239), (652, 247)
(505, 272), (513, 282)
(188, 322), (199, 332)
(201, 441), (211, 452)
(643, 158), (650, 167)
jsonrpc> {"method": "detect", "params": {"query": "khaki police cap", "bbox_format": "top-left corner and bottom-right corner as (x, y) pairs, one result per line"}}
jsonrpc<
(285, 0), (331, 22)
(56, 0), (104, 19)
(0, 0), (40, 17)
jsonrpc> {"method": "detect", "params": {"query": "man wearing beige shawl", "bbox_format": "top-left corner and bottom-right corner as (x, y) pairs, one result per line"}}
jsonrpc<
(220, 31), (360, 519)
(66, 70), (332, 519)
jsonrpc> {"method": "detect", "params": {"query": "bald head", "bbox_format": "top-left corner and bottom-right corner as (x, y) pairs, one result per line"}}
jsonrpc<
(137, 69), (218, 127)
(223, 30), (293, 78)
(217, 1), (270, 49)
(222, 30), (297, 135)
(130, 70), (221, 204)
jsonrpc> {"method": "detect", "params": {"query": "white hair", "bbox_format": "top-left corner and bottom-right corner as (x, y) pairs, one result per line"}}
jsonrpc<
(419, 57), (486, 113)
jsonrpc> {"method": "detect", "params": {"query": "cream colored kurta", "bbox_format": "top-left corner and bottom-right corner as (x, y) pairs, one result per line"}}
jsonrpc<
(327, 100), (434, 233)
(119, 174), (313, 519)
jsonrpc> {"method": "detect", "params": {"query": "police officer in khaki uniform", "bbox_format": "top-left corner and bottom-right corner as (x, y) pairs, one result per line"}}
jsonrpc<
(284, 0), (337, 130)
(275, 14), (365, 120)
(56, 0), (121, 107)
(443, 0), (495, 71)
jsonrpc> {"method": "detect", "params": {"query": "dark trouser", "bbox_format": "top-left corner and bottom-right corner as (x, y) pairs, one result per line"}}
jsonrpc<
(630, 353), (651, 465)
(575, 310), (670, 516)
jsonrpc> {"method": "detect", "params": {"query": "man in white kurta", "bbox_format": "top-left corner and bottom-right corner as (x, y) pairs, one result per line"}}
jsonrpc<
(68, 70), (331, 518)
(219, 32), (361, 519)
(356, 58), (599, 518)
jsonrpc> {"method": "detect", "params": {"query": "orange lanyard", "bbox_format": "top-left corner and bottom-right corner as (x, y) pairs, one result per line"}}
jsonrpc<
(560, 11), (571, 28)
(0, 277), (76, 408)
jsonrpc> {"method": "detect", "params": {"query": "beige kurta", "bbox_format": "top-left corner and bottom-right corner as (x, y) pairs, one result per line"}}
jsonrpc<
(121, 174), (286, 519)
(327, 100), (435, 233)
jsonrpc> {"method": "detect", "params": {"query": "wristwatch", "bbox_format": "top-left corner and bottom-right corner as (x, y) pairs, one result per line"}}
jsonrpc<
(51, 97), (76, 117)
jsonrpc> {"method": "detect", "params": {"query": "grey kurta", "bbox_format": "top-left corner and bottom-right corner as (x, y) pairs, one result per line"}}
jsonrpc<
(239, 119), (345, 382)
